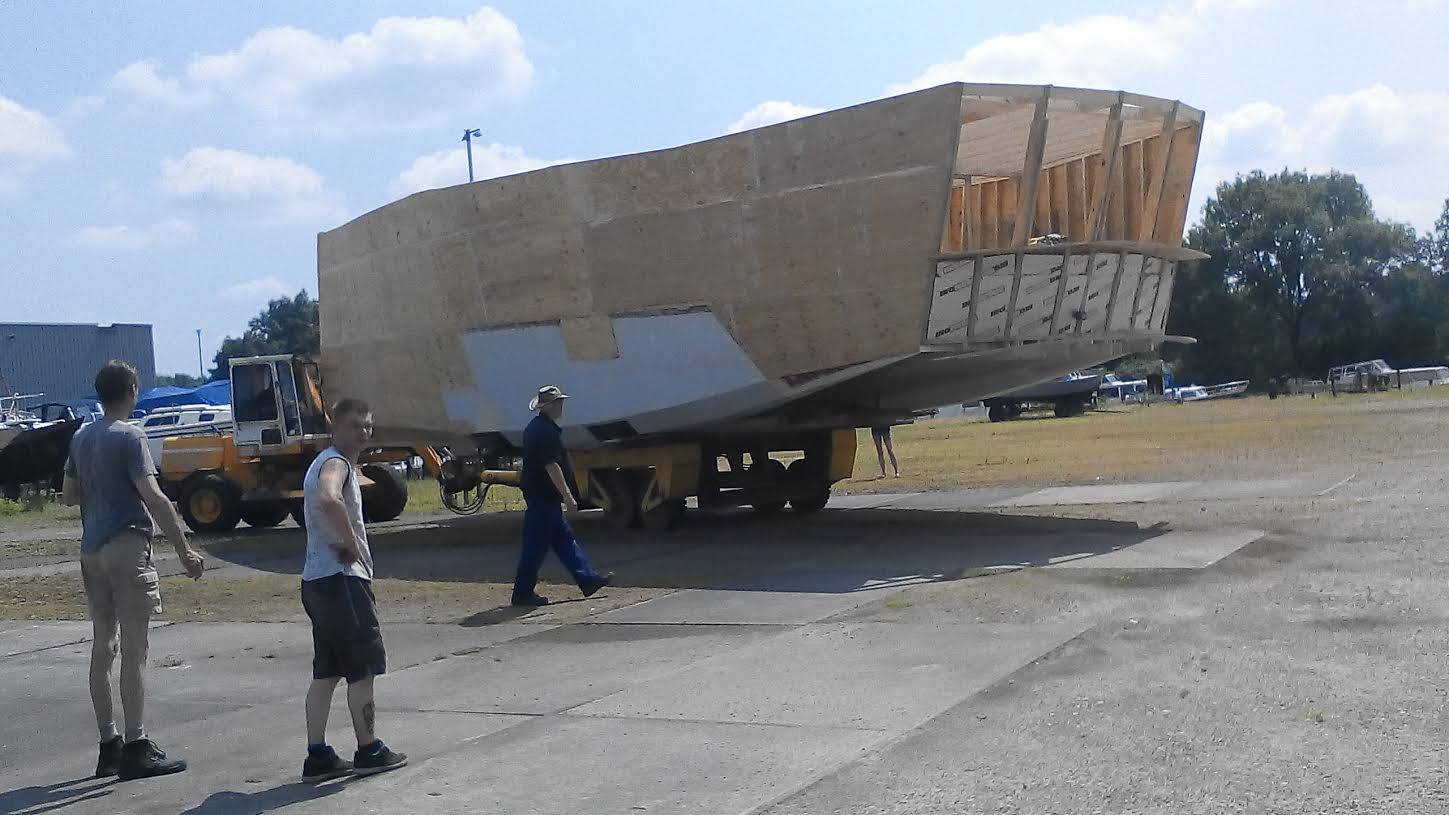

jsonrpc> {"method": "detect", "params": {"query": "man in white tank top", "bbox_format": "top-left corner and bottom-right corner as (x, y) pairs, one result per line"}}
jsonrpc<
(297, 398), (406, 781)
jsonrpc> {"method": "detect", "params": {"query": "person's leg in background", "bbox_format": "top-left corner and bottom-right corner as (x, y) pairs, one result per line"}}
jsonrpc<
(882, 429), (900, 477)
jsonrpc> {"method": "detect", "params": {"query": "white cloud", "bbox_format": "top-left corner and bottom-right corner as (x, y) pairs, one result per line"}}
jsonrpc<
(109, 59), (208, 108)
(222, 276), (293, 301)
(112, 6), (532, 133)
(68, 217), (196, 252)
(727, 101), (827, 134)
(1196, 85), (1449, 229)
(391, 142), (571, 196)
(160, 147), (342, 225)
(0, 95), (70, 195)
(893, 14), (1188, 92)
(889, 1), (1278, 93)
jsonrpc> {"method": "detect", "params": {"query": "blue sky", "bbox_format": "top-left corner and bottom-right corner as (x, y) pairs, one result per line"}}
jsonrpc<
(4, 0), (1447, 377)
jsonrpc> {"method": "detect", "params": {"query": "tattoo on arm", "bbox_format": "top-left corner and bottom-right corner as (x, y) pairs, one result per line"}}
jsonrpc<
(362, 701), (375, 735)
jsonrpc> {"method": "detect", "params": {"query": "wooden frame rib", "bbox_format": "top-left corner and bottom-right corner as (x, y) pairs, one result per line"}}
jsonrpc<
(1010, 86), (1051, 246)
(1086, 95), (1124, 240)
(1139, 100), (1179, 241)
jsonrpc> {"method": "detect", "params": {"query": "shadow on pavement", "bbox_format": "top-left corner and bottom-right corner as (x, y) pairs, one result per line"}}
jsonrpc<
(202, 506), (1165, 593)
(0, 776), (115, 815)
(178, 780), (345, 814)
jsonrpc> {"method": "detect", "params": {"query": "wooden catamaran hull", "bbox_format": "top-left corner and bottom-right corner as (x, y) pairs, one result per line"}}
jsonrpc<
(318, 82), (1205, 449)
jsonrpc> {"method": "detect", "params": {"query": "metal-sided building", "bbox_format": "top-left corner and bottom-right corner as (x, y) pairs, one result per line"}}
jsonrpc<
(0, 323), (156, 403)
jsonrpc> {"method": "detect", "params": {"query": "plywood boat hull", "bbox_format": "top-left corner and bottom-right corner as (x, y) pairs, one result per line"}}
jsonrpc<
(318, 83), (1205, 449)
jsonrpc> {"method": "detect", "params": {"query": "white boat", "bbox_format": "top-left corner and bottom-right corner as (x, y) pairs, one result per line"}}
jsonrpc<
(1099, 374), (1148, 402)
(1170, 385), (1207, 401)
(130, 404), (233, 461)
(0, 393), (45, 452)
(1202, 380), (1249, 399)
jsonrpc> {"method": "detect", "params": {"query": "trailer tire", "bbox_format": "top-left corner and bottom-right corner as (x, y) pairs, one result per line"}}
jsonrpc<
(289, 500), (306, 530)
(361, 464), (408, 523)
(750, 459), (788, 514)
(240, 500), (290, 528)
(987, 403), (1006, 422)
(180, 474), (242, 534)
(787, 458), (830, 513)
(598, 470), (641, 530)
(641, 498), (686, 531)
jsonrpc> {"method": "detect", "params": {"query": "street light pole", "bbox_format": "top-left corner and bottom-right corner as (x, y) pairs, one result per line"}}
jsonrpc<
(196, 329), (204, 381)
(461, 128), (482, 182)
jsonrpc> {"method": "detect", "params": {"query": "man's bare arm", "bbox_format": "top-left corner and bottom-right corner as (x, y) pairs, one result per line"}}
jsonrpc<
(61, 474), (83, 507)
(316, 459), (362, 562)
(133, 474), (205, 579)
(545, 462), (578, 511)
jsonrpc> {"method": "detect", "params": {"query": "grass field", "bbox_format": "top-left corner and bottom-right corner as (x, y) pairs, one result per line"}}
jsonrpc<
(839, 388), (1449, 493)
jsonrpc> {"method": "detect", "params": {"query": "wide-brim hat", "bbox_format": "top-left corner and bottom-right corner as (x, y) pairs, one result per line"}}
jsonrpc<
(529, 385), (569, 411)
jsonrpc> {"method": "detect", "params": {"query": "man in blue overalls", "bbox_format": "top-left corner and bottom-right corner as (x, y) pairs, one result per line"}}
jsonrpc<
(511, 385), (612, 607)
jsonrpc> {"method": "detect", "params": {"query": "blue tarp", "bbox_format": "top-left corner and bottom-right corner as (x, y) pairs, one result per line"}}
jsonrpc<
(134, 380), (230, 413)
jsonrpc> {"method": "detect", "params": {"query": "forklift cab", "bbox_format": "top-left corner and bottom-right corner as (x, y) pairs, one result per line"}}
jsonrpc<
(229, 355), (329, 452)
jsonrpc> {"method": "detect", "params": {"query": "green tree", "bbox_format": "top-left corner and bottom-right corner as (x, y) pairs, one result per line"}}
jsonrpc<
(209, 290), (321, 380)
(1171, 170), (1415, 382)
(156, 373), (204, 388)
(1418, 197), (1449, 275)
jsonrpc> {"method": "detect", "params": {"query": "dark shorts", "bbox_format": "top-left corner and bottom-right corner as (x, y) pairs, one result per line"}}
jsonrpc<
(870, 426), (892, 439)
(301, 574), (386, 683)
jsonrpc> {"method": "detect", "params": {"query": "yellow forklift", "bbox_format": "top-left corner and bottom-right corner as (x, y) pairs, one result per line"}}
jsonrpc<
(156, 355), (427, 533)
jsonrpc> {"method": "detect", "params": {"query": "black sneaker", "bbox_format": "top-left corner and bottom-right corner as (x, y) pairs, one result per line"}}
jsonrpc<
(95, 735), (123, 778)
(353, 740), (407, 776)
(511, 593), (550, 607)
(580, 572), (614, 598)
(302, 745), (354, 782)
(117, 738), (187, 781)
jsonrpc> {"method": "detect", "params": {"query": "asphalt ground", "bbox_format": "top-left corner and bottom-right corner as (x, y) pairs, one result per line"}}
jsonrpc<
(5, 448), (1427, 814)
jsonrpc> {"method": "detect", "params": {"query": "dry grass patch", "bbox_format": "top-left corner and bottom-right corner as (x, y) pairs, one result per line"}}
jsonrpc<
(840, 389), (1449, 493)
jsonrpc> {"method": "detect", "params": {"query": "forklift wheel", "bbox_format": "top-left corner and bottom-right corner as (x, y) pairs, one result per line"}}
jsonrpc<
(240, 500), (290, 529)
(180, 474), (242, 534)
(361, 464), (408, 523)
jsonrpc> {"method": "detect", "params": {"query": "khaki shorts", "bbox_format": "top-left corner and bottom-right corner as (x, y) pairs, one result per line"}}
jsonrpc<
(80, 530), (162, 621)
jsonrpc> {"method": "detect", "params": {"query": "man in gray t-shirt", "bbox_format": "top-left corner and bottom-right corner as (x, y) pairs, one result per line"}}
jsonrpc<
(61, 360), (205, 781)
(66, 419), (157, 553)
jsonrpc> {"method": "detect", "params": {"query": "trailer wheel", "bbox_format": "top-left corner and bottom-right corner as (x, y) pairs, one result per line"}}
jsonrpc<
(987, 403), (1006, 422)
(1053, 399), (1072, 418)
(641, 498), (686, 531)
(597, 470), (641, 530)
(361, 464), (408, 522)
(786, 458), (830, 513)
(750, 458), (788, 514)
(180, 474), (242, 534)
(289, 500), (307, 530)
(240, 500), (290, 528)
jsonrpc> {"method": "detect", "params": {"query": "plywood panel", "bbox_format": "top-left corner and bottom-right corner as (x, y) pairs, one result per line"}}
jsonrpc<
(981, 182), (1000, 250)
(944, 178), (966, 252)
(999, 180), (1018, 246)
(560, 316), (620, 361)
(756, 84), (962, 194)
(587, 201), (751, 312)
(1154, 124), (1202, 243)
(1048, 165), (1069, 235)
(1107, 148), (1126, 240)
(1066, 160), (1088, 241)
(1122, 142), (1144, 241)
